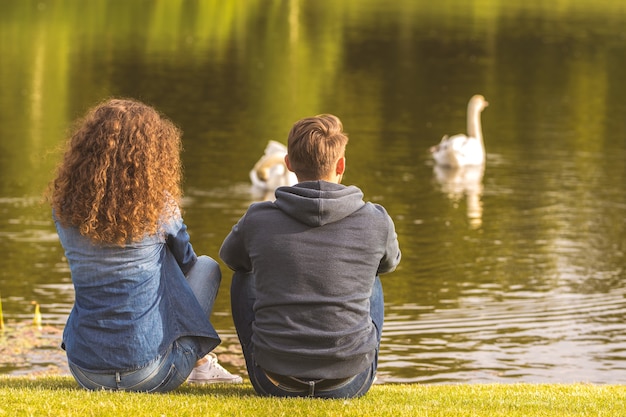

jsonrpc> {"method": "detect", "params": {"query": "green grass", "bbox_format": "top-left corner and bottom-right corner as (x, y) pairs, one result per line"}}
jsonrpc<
(1, 376), (625, 416)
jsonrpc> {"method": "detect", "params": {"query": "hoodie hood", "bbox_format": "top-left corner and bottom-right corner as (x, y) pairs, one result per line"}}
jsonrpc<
(274, 181), (365, 227)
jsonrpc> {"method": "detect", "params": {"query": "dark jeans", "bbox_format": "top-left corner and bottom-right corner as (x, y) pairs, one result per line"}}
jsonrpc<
(230, 271), (384, 398)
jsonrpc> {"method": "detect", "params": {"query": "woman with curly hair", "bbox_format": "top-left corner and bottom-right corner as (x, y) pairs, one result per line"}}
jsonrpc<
(49, 98), (241, 392)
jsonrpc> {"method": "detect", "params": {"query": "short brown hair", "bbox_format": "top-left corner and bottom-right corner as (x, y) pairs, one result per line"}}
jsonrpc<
(286, 114), (348, 180)
(49, 98), (182, 245)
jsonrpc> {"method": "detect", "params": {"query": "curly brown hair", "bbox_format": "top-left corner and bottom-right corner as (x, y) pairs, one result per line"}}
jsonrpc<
(49, 98), (183, 245)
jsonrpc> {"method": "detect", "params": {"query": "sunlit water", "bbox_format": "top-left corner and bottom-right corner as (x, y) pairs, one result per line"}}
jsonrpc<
(1, 0), (626, 383)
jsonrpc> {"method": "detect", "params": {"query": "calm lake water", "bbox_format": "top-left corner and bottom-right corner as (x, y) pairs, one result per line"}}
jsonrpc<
(2, 0), (626, 384)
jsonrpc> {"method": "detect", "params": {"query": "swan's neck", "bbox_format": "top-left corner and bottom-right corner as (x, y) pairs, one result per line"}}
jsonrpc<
(466, 104), (483, 144)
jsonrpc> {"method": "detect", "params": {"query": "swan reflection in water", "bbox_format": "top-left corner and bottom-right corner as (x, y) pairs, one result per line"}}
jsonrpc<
(433, 164), (484, 229)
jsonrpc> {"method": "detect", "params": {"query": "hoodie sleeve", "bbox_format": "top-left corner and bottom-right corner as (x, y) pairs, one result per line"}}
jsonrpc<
(219, 214), (252, 272)
(377, 207), (401, 275)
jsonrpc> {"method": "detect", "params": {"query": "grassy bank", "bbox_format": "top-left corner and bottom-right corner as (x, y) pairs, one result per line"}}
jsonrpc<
(1, 376), (625, 416)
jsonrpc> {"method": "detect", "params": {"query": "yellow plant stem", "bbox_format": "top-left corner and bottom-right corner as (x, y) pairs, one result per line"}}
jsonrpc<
(0, 292), (4, 331)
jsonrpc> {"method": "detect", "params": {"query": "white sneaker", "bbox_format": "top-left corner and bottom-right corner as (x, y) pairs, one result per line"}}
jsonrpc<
(187, 353), (243, 384)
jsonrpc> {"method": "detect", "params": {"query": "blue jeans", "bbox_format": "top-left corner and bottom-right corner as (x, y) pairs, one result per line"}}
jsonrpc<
(68, 256), (221, 392)
(231, 271), (384, 398)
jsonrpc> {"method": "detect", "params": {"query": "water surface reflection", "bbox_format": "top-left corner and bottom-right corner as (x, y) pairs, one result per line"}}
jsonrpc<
(383, 290), (626, 383)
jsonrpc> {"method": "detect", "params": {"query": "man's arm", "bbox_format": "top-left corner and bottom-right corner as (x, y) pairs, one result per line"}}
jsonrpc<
(378, 209), (401, 275)
(219, 217), (252, 272)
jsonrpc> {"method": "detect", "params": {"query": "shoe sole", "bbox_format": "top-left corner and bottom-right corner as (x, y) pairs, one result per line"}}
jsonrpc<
(187, 378), (243, 384)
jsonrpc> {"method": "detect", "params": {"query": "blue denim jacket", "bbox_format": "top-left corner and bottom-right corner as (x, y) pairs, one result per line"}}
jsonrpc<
(54, 211), (220, 372)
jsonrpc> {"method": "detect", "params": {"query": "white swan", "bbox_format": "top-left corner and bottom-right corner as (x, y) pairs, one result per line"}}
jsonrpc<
(249, 140), (297, 196)
(430, 95), (488, 168)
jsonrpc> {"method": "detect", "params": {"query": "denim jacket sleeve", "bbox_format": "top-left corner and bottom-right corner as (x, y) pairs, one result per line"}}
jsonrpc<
(164, 214), (198, 276)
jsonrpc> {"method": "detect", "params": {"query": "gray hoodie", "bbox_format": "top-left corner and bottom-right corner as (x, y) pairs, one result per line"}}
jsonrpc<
(220, 180), (401, 379)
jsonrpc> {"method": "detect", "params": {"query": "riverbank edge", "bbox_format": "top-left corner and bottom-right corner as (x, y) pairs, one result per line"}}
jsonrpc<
(1, 376), (625, 416)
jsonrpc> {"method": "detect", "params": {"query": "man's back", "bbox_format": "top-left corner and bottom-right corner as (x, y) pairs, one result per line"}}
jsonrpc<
(222, 114), (400, 398)
(220, 181), (400, 379)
